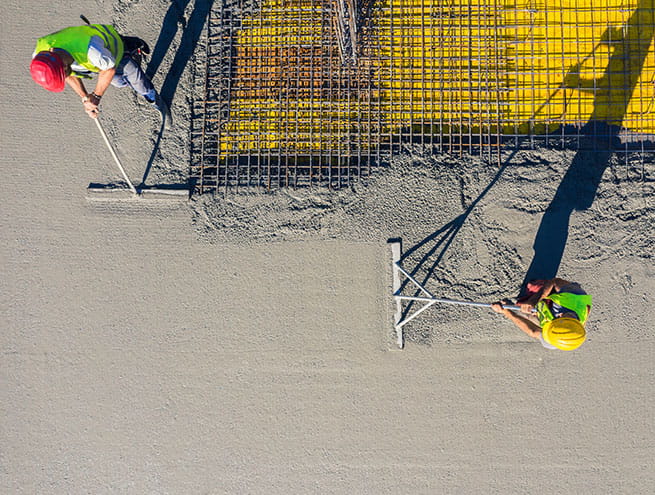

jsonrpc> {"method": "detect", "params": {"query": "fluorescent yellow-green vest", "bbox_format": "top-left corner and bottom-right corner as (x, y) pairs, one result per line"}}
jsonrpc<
(35, 25), (124, 74)
(536, 292), (592, 327)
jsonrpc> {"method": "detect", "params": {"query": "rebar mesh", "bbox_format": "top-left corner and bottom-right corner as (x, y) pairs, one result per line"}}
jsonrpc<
(191, 0), (655, 193)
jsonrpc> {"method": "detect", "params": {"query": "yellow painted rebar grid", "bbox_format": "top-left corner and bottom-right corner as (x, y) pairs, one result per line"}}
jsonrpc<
(191, 0), (655, 191)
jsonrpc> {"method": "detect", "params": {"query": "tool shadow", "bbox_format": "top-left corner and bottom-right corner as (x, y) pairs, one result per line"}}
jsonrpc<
(139, 118), (166, 187)
(396, 160), (510, 322)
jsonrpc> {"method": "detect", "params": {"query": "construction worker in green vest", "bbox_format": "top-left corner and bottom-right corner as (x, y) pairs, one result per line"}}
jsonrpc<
(30, 23), (171, 124)
(491, 278), (592, 351)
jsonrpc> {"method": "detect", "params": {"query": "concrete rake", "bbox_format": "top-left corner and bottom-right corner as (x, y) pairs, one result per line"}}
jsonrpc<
(389, 239), (523, 349)
(86, 117), (188, 201)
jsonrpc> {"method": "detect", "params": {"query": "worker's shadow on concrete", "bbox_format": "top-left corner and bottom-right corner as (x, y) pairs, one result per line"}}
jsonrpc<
(146, 0), (215, 108)
(521, 0), (654, 288)
(140, 0), (215, 186)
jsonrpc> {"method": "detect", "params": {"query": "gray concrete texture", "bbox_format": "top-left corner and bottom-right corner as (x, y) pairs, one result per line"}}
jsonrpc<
(2, 0), (654, 493)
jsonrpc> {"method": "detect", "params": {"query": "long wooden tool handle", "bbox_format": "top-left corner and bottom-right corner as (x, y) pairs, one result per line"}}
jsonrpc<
(95, 118), (138, 195)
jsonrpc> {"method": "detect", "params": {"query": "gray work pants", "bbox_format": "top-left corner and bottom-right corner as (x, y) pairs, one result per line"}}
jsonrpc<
(111, 56), (156, 102)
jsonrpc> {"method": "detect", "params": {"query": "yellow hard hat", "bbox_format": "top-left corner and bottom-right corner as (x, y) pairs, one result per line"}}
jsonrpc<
(542, 317), (586, 351)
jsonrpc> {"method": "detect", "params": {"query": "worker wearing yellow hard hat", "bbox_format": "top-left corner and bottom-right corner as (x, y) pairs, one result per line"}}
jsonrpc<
(491, 278), (591, 351)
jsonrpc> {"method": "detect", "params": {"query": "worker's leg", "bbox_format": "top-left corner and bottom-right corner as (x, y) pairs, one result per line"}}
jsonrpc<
(111, 56), (157, 102)
(111, 55), (171, 125)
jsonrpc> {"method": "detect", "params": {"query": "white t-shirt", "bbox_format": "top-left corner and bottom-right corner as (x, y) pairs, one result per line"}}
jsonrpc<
(70, 35), (116, 72)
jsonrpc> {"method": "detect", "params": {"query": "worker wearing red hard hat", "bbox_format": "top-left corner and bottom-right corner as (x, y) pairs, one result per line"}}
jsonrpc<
(492, 278), (592, 351)
(31, 23), (170, 124)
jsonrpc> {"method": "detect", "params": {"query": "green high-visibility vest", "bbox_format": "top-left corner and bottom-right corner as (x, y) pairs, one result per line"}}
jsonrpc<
(35, 25), (124, 74)
(536, 292), (592, 327)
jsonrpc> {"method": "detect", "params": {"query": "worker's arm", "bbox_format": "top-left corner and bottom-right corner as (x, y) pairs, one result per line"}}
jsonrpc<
(65, 74), (90, 99)
(66, 74), (99, 118)
(81, 68), (115, 118)
(67, 68), (115, 119)
(92, 68), (115, 98)
(491, 303), (542, 339)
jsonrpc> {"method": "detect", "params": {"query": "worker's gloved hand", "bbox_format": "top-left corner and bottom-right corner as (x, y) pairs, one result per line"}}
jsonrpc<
(82, 93), (101, 119)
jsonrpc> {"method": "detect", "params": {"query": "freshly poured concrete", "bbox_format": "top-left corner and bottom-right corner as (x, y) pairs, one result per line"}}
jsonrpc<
(2, 0), (653, 493)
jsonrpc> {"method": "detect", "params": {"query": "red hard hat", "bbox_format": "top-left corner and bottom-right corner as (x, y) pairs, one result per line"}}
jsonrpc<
(30, 51), (66, 92)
